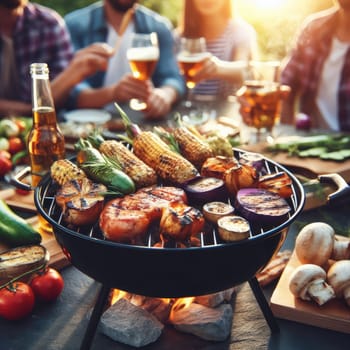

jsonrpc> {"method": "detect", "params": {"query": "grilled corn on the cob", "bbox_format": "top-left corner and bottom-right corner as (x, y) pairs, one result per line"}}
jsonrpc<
(173, 126), (213, 169)
(133, 131), (198, 184)
(50, 159), (87, 186)
(99, 140), (157, 188)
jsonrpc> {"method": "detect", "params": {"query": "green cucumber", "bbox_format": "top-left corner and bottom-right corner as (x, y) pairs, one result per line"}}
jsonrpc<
(320, 149), (350, 161)
(0, 199), (42, 247)
(297, 147), (328, 158)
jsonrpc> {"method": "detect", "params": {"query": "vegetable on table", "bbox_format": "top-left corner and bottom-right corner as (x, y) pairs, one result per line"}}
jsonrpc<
(0, 119), (19, 138)
(327, 260), (350, 307)
(0, 154), (12, 177)
(8, 136), (24, 155)
(268, 134), (350, 161)
(295, 222), (350, 267)
(29, 267), (64, 303)
(288, 264), (335, 306)
(0, 245), (49, 284)
(0, 282), (35, 320)
(0, 199), (42, 247)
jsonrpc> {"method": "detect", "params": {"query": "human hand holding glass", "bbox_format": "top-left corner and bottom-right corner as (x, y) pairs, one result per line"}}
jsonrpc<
(126, 32), (159, 111)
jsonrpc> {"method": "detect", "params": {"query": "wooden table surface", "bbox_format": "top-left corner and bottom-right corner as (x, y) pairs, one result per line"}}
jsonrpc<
(1, 101), (349, 349)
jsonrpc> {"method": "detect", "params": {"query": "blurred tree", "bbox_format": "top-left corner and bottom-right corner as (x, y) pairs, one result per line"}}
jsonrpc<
(35, 0), (96, 15)
(35, 0), (180, 21)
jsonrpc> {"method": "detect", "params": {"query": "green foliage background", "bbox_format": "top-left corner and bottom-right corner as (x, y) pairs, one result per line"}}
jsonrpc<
(35, 0), (333, 59)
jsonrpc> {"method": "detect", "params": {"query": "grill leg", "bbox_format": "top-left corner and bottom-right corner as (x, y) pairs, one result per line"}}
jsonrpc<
(248, 277), (279, 333)
(80, 284), (111, 350)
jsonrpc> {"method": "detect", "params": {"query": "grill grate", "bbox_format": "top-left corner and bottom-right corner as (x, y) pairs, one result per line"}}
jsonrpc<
(36, 149), (304, 250)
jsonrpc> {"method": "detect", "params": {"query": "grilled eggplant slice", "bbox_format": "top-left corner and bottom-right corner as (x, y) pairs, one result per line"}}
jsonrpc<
(235, 188), (291, 227)
(55, 178), (106, 226)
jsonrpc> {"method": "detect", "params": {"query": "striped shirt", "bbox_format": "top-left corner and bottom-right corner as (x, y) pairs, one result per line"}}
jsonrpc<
(193, 18), (257, 97)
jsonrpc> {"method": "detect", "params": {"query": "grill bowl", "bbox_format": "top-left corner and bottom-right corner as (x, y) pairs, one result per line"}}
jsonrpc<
(34, 150), (305, 298)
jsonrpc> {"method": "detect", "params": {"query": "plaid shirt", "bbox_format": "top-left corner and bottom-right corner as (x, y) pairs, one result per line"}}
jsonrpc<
(281, 8), (350, 131)
(0, 3), (73, 103)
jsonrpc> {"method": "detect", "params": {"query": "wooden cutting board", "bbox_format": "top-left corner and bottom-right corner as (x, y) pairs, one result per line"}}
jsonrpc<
(0, 189), (69, 270)
(270, 238), (350, 334)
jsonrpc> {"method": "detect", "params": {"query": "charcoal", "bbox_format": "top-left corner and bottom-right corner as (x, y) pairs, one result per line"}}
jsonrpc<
(195, 288), (235, 307)
(99, 298), (164, 347)
(170, 303), (233, 341)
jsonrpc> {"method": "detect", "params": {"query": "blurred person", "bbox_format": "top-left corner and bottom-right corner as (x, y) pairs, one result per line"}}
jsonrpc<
(280, 0), (350, 131)
(175, 0), (258, 98)
(52, 43), (114, 108)
(0, 0), (74, 117)
(64, 0), (185, 120)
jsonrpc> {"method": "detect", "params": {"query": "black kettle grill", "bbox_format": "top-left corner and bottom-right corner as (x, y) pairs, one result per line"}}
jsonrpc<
(34, 149), (305, 349)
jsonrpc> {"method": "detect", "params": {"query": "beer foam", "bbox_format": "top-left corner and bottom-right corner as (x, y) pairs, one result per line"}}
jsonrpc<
(127, 47), (159, 61)
(177, 52), (210, 63)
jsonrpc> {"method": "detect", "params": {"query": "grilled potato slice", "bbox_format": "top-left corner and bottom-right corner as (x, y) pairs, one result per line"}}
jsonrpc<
(55, 178), (106, 226)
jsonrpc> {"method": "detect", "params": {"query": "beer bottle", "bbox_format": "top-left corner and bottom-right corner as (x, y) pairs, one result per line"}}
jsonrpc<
(28, 63), (65, 234)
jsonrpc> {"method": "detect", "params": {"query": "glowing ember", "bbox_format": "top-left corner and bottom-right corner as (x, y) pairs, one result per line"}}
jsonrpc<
(110, 289), (196, 320)
(110, 289), (128, 305)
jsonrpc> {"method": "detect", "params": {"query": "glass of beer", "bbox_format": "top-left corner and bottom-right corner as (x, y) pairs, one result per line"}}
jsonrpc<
(127, 32), (159, 111)
(177, 37), (210, 124)
(237, 60), (287, 143)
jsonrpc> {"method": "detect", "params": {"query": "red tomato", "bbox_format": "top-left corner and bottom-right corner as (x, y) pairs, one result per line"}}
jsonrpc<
(30, 268), (64, 302)
(15, 188), (32, 196)
(0, 155), (12, 176)
(14, 119), (26, 133)
(8, 137), (24, 155)
(0, 150), (11, 159)
(0, 282), (35, 321)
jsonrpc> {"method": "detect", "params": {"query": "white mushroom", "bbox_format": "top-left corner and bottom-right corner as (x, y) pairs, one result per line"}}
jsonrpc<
(289, 264), (335, 306)
(295, 222), (334, 266)
(331, 238), (350, 261)
(327, 260), (350, 307)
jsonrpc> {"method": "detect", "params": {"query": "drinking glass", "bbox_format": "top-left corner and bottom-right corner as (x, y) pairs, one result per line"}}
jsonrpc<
(237, 60), (285, 143)
(127, 32), (159, 111)
(177, 37), (210, 124)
